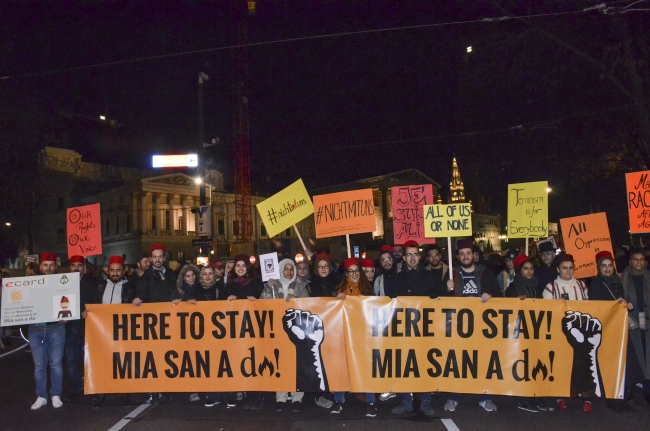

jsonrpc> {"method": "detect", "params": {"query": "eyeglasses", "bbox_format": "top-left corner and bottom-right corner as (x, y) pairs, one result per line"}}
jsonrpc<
(346, 269), (360, 274)
(405, 253), (419, 258)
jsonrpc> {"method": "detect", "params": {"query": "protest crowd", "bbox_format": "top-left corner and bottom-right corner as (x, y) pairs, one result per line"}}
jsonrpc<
(2, 236), (648, 419)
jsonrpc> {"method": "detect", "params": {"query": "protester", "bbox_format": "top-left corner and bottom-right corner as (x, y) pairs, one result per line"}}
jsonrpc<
(542, 253), (590, 412)
(172, 264), (201, 305)
(374, 246), (399, 297)
(445, 239), (499, 412)
(497, 249), (517, 295)
(261, 258), (309, 412)
(620, 249), (650, 406)
(331, 257), (377, 417)
(361, 258), (375, 284)
(391, 244), (405, 272)
(309, 254), (339, 297)
(590, 251), (635, 412)
(89, 255), (135, 407)
(505, 254), (553, 412)
(535, 241), (557, 297)
(225, 254), (264, 409)
(424, 244), (449, 290)
(29, 252), (65, 410)
(128, 253), (151, 287)
(223, 260), (235, 284)
(296, 260), (311, 285)
(26, 261), (39, 276)
(390, 240), (442, 417)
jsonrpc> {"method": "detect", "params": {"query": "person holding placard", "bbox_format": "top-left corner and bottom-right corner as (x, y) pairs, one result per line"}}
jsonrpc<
(29, 252), (66, 410)
(331, 257), (377, 418)
(445, 239), (499, 412)
(374, 246), (399, 298)
(620, 249), (650, 406)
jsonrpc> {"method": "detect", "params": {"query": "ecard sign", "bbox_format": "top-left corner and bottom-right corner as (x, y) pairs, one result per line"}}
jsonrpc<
(1, 273), (80, 325)
(507, 181), (548, 238)
(313, 189), (376, 238)
(256, 179), (314, 238)
(560, 212), (613, 279)
(391, 185), (436, 244)
(260, 252), (280, 282)
(67, 203), (102, 258)
(423, 203), (472, 237)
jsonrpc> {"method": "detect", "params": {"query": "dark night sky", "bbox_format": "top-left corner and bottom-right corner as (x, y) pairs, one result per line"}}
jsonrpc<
(2, 0), (648, 243)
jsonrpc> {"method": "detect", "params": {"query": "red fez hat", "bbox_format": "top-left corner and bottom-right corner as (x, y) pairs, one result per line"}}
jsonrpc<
(361, 258), (374, 269)
(41, 252), (56, 262)
(210, 261), (224, 269)
(513, 254), (530, 270)
(69, 255), (84, 264)
(151, 243), (165, 252)
(403, 240), (419, 249)
(456, 239), (473, 252)
(595, 250), (613, 263)
(379, 245), (394, 254)
(108, 255), (125, 266)
(60, 296), (69, 303)
(343, 257), (359, 269)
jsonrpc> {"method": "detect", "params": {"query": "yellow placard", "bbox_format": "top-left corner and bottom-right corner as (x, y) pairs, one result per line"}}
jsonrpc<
(507, 181), (548, 238)
(423, 203), (472, 237)
(256, 179), (314, 238)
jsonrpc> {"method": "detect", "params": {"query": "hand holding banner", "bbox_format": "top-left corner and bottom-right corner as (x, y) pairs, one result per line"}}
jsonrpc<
(313, 189), (376, 238)
(67, 203), (102, 258)
(256, 179), (314, 238)
(560, 212), (613, 279)
(507, 181), (548, 238)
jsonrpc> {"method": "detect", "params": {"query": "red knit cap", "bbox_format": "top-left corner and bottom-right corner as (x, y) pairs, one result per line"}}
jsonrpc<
(403, 240), (419, 249)
(108, 255), (125, 266)
(595, 250), (613, 263)
(151, 243), (166, 253)
(513, 254), (530, 269)
(361, 258), (374, 269)
(343, 257), (359, 269)
(69, 255), (84, 264)
(41, 252), (56, 262)
(379, 245), (394, 254)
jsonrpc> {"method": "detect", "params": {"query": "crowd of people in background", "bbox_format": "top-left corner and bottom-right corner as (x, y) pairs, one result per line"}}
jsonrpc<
(1, 238), (648, 418)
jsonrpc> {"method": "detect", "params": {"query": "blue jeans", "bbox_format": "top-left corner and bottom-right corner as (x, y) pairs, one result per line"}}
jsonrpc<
(400, 392), (431, 405)
(333, 392), (376, 403)
(64, 321), (83, 395)
(29, 324), (65, 398)
(447, 393), (491, 402)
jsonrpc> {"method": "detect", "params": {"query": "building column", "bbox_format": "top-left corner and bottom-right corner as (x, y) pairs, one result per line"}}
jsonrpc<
(141, 192), (150, 233)
(132, 193), (139, 232)
(153, 192), (160, 235)
(181, 195), (188, 235)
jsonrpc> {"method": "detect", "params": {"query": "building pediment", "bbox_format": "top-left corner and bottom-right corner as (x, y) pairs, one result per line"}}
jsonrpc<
(143, 173), (197, 187)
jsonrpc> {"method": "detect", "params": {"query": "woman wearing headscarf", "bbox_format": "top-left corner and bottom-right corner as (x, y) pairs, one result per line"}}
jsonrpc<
(309, 254), (340, 297)
(590, 251), (634, 412)
(296, 260), (311, 286)
(223, 260), (235, 284)
(225, 254), (264, 409)
(619, 248), (650, 407)
(260, 258), (310, 412)
(506, 254), (552, 413)
(330, 257), (378, 418)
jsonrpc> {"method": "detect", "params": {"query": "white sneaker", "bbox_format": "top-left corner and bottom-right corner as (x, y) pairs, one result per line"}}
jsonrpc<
(31, 397), (47, 410)
(444, 399), (458, 412)
(52, 396), (63, 409)
(379, 392), (396, 401)
(479, 400), (497, 412)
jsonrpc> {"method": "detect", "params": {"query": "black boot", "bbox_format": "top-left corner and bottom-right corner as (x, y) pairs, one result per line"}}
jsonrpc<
(93, 394), (105, 408)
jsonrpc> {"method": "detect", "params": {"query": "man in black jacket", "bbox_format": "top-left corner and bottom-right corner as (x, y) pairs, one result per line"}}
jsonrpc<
(444, 239), (499, 413)
(390, 240), (442, 417)
(91, 255), (135, 407)
(133, 244), (176, 305)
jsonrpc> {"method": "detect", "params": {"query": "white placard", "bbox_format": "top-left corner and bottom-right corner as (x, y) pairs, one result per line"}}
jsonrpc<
(260, 252), (280, 282)
(1, 273), (80, 325)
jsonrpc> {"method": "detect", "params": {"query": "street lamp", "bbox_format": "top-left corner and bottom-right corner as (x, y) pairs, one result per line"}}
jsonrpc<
(5, 222), (10, 226)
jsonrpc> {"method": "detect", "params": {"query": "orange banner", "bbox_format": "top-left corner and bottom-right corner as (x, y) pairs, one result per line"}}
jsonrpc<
(560, 213), (613, 279)
(85, 299), (348, 394)
(312, 189), (376, 238)
(67, 203), (102, 258)
(626, 171), (650, 233)
(85, 298), (627, 399)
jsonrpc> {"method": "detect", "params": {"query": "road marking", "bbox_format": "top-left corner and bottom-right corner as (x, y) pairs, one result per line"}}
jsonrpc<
(0, 342), (29, 358)
(441, 418), (460, 431)
(107, 401), (150, 431)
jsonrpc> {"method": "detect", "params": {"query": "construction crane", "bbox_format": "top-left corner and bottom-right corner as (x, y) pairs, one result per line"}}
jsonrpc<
(232, 0), (254, 245)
